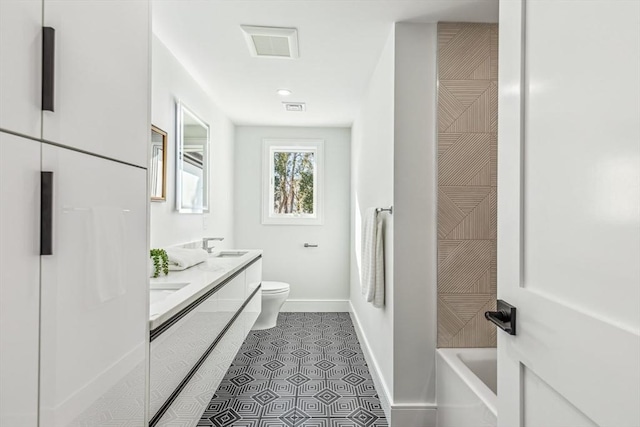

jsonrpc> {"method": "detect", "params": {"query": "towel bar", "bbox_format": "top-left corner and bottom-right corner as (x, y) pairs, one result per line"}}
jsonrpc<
(375, 206), (393, 214)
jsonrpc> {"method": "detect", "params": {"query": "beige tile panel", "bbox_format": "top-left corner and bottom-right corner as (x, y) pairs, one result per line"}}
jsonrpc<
(438, 22), (461, 50)
(438, 84), (466, 132)
(490, 25), (499, 81)
(437, 22), (498, 348)
(439, 24), (491, 80)
(490, 134), (497, 187)
(438, 133), (491, 186)
(470, 57), (491, 80)
(438, 133), (463, 157)
(438, 294), (497, 347)
(443, 187), (496, 240)
(438, 186), (494, 239)
(440, 80), (492, 108)
(441, 186), (491, 214)
(444, 85), (492, 133)
(438, 190), (466, 239)
(438, 240), (494, 293)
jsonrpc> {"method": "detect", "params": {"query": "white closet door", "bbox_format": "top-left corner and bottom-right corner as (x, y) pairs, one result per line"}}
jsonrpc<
(42, 0), (149, 167)
(0, 132), (41, 426)
(39, 145), (148, 426)
(0, 0), (42, 137)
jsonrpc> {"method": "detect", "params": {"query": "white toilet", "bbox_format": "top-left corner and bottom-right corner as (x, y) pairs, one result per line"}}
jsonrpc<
(253, 281), (290, 330)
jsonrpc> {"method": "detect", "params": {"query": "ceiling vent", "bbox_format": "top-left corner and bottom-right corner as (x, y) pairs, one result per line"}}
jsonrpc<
(283, 102), (306, 112)
(241, 25), (299, 59)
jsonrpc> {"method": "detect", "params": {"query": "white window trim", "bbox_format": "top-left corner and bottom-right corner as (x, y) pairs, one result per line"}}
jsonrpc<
(262, 139), (324, 225)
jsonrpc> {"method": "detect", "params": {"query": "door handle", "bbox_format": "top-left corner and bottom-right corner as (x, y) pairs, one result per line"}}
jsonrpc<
(42, 27), (55, 112)
(41, 171), (53, 255)
(485, 299), (516, 335)
(304, 243), (318, 248)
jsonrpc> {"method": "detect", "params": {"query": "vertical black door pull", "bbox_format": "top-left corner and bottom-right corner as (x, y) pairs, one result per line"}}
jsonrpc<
(41, 172), (53, 255)
(42, 27), (55, 112)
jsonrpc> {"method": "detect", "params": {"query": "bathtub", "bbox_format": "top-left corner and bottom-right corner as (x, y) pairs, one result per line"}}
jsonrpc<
(436, 348), (497, 427)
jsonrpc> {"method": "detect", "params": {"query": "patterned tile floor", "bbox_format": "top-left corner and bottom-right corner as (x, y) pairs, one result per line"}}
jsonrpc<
(197, 312), (388, 427)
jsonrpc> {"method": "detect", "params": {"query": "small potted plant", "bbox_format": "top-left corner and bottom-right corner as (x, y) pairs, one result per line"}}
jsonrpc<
(150, 249), (169, 278)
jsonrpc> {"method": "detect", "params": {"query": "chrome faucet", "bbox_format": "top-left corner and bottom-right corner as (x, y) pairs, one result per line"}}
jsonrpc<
(202, 237), (224, 253)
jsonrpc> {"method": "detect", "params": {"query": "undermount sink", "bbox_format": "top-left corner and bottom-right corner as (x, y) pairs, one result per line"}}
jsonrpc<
(149, 289), (176, 305)
(215, 251), (248, 258)
(150, 282), (189, 291)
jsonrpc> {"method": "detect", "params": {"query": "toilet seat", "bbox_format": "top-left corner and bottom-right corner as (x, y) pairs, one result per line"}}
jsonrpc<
(261, 281), (290, 294)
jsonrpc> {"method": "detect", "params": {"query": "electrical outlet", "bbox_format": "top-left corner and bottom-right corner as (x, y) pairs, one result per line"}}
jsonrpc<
(202, 216), (208, 230)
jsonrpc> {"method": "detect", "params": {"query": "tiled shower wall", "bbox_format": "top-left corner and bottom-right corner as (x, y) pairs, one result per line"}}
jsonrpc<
(437, 23), (498, 348)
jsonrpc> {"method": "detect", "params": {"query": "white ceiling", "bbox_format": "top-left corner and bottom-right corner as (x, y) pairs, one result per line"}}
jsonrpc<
(152, 0), (498, 127)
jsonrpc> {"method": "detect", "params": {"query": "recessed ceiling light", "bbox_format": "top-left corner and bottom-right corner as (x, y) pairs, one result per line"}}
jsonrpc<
(277, 89), (292, 96)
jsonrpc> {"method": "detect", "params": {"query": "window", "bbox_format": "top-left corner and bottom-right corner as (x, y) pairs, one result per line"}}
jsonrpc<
(262, 139), (324, 225)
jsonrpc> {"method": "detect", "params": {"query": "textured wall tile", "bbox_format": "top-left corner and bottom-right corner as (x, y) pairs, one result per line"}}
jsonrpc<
(438, 240), (493, 294)
(437, 22), (498, 349)
(438, 133), (491, 186)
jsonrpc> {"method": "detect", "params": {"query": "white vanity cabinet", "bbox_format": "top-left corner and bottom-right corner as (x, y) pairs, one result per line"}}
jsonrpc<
(149, 256), (263, 425)
(0, 133), (42, 426)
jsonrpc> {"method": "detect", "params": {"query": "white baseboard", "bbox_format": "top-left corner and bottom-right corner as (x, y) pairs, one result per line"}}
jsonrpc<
(348, 302), (392, 420)
(281, 299), (350, 312)
(390, 404), (437, 427)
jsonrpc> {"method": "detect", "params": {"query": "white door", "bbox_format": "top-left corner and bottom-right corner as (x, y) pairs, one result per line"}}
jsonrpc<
(0, 0), (42, 137)
(42, 0), (149, 167)
(497, 1), (640, 426)
(39, 145), (148, 426)
(0, 132), (41, 426)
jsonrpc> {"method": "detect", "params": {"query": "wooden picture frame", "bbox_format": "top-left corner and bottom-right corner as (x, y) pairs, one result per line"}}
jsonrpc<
(150, 125), (168, 202)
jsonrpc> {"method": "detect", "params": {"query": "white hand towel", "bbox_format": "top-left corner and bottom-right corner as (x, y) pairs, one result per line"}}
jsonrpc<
(361, 208), (385, 307)
(86, 207), (127, 305)
(165, 247), (208, 271)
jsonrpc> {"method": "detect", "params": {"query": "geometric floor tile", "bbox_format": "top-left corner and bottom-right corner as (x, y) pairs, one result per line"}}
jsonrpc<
(198, 312), (387, 426)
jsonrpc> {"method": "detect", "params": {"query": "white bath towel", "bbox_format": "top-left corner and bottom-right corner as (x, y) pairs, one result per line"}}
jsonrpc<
(86, 207), (127, 305)
(361, 208), (385, 308)
(165, 247), (208, 271)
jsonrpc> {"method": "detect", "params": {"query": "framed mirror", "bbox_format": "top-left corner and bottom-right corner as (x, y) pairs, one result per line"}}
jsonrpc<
(150, 125), (167, 202)
(176, 101), (210, 213)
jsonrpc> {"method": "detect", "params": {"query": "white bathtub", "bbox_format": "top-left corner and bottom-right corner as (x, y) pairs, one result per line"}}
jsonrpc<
(436, 348), (497, 427)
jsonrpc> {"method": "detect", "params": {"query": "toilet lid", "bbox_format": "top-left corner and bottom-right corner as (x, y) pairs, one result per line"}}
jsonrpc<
(261, 281), (290, 293)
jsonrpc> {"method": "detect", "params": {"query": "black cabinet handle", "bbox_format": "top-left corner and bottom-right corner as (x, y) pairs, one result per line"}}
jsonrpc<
(485, 299), (517, 335)
(41, 172), (53, 255)
(42, 27), (55, 112)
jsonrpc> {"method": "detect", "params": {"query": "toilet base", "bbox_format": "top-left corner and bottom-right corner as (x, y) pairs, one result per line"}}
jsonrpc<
(252, 290), (289, 330)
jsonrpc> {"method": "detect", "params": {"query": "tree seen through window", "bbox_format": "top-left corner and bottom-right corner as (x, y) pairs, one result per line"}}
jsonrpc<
(273, 151), (315, 214)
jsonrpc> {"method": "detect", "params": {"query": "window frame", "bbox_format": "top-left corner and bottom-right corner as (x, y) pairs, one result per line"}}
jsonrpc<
(261, 139), (324, 225)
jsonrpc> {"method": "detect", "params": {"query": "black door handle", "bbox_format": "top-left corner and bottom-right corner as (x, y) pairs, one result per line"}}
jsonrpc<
(485, 299), (516, 335)
(42, 27), (55, 112)
(41, 172), (53, 255)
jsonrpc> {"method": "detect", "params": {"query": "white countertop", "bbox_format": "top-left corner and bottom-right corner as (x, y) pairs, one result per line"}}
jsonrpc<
(148, 249), (262, 330)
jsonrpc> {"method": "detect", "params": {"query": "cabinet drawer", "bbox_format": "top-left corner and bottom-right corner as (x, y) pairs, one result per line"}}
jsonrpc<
(149, 272), (245, 417)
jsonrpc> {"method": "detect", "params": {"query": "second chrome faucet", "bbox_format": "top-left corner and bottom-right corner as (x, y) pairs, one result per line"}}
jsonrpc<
(202, 237), (224, 253)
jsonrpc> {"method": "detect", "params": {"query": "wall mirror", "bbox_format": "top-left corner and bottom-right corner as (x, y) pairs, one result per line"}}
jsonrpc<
(176, 101), (210, 213)
(150, 125), (168, 201)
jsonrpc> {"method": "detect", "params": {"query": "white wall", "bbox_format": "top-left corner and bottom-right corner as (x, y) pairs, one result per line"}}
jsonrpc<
(350, 23), (439, 426)
(392, 22), (438, 425)
(350, 26), (395, 405)
(234, 126), (351, 309)
(150, 35), (235, 249)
